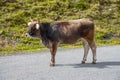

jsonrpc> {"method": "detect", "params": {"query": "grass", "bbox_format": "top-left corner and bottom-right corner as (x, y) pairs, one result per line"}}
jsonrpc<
(0, 0), (120, 55)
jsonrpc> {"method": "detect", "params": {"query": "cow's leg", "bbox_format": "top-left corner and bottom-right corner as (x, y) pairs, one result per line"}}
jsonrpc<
(89, 41), (97, 64)
(50, 43), (58, 66)
(85, 29), (97, 64)
(81, 38), (90, 64)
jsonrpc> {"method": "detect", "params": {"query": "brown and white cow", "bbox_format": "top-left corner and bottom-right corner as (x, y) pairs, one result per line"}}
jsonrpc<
(26, 18), (97, 66)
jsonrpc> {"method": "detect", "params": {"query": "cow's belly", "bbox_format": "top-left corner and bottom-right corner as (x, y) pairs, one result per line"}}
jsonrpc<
(61, 37), (81, 44)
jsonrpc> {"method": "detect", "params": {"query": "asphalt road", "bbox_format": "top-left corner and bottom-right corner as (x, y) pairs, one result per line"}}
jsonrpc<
(0, 45), (120, 80)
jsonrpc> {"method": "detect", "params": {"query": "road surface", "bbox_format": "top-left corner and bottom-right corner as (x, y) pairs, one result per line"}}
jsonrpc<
(0, 45), (120, 80)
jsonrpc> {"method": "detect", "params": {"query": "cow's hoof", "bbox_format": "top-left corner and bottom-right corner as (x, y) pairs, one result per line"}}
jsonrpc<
(81, 61), (85, 64)
(92, 61), (96, 64)
(50, 63), (55, 67)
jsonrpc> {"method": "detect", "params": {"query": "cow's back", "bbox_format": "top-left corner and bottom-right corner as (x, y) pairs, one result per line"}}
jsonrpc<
(50, 18), (94, 44)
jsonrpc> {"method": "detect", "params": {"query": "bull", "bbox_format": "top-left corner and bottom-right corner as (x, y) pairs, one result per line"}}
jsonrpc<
(26, 18), (97, 66)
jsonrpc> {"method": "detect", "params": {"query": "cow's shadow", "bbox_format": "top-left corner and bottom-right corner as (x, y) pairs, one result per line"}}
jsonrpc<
(55, 61), (120, 68)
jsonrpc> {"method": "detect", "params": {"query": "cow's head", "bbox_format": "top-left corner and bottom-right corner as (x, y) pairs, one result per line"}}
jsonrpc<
(26, 19), (41, 38)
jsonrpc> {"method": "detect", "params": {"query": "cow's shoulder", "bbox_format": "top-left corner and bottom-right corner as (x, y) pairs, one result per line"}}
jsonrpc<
(41, 22), (50, 28)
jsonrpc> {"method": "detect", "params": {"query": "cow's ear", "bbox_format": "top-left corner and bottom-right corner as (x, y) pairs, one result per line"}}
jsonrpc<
(36, 23), (40, 30)
(28, 22), (32, 26)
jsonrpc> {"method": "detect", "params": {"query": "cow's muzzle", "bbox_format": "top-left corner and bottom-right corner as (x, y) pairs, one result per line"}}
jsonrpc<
(25, 33), (31, 37)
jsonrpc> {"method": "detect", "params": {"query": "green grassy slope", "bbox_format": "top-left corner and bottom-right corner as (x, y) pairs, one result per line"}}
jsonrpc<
(0, 0), (120, 54)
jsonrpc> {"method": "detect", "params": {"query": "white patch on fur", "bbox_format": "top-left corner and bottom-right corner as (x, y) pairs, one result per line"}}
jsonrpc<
(36, 24), (40, 30)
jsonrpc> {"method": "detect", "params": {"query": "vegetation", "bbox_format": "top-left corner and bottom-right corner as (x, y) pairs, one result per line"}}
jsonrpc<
(0, 0), (120, 55)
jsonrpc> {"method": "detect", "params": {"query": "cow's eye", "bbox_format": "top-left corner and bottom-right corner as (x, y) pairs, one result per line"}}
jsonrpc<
(32, 28), (36, 31)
